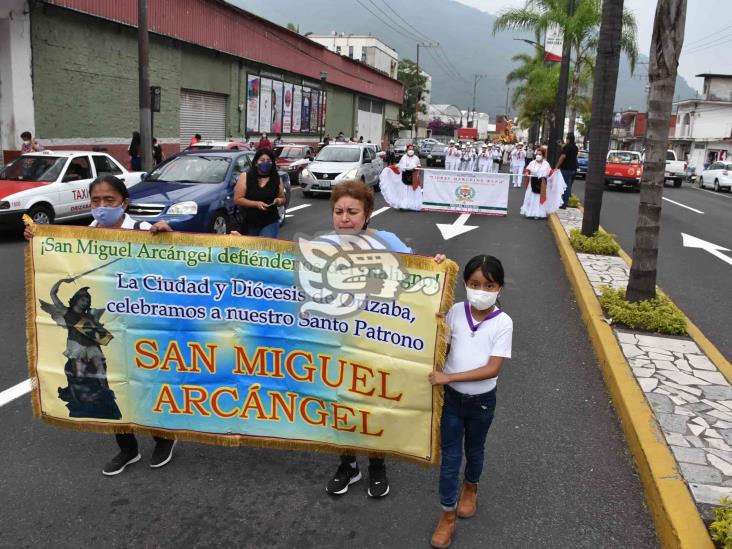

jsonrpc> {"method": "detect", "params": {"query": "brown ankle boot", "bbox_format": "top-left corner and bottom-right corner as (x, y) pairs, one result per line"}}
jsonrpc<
(457, 482), (478, 518)
(430, 510), (457, 548)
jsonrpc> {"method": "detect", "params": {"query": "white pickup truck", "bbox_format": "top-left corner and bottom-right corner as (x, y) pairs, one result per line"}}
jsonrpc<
(665, 150), (687, 188)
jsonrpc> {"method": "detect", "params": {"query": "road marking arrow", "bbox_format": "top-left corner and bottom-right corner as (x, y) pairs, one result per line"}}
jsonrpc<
(436, 213), (479, 240)
(681, 233), (732, 267)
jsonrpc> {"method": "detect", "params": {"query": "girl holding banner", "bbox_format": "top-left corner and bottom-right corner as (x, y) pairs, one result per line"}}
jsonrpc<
(324, 180), (445, 499)
(24, 175), (177, 476)
(428, 255), (512, 549)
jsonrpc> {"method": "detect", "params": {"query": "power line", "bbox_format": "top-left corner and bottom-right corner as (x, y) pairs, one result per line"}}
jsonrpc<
(684, 25), (732, 47)
(683, 34), (732, 55)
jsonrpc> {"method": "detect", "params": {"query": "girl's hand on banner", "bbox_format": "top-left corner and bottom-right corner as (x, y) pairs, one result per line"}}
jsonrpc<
(23, 226), (33, 241)
(230, 230), (242, 236)
(433, 254), (446, 264)
(428, 371), (451, 385)
(150, 221), (173, 234)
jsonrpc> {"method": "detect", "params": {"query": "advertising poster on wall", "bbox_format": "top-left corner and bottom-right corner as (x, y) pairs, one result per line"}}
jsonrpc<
(292, 85), (302, 133)
(320, 92), (327, 133)
(246, 75), (260, 134)
(310, 91), (320, 134)
(283, 83), (293, 134)
(272, 80), (283, 134)
(259, 78), (273, 134)
(301, 86), (311, 132)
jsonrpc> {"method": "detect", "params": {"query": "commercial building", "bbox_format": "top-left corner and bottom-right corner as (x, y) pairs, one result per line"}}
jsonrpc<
(308, 34), (399, 79)
(0, 0), (403, 166)
(610, 110), (676, 152)
(671, 74), (732, 169)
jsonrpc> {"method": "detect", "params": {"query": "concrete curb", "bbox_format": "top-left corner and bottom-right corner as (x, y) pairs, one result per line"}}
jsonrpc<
(548, 214), (714, 549)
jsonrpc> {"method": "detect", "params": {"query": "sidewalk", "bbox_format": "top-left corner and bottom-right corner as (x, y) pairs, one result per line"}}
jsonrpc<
(552, 207), (732, 547)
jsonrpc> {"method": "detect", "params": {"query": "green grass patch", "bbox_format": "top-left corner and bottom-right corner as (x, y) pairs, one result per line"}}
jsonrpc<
(569, 229), (620, 256)
(599, 286), (688, 336)
(711, 497), (732, 548)
(567, 193), (581, 208)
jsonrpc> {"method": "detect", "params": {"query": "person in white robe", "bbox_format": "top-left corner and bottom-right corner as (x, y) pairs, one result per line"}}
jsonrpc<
(490, 145), (502, 173)
(477, 145), (492, 172)
(445, 140), (461, 171)
(520, 148), (564, 218)
(378, 144), (422, 210)
(510, 142), (526, 187)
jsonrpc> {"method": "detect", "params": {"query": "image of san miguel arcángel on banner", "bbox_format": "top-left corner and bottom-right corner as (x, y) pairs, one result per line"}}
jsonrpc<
(25, 223), (457, 464)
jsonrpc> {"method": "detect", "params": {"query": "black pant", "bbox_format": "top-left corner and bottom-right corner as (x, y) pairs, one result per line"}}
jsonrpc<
(341, 453), (385, 468)
(116, 433), (168, 454)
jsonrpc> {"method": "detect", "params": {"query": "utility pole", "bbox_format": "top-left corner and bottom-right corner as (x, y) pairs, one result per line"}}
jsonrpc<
(138, 0), (153, 172)
(470, 73), (486, 127)
(505, 87), (510, 117)
(548, 0), (575, 166)
(414, 42), (437, 138)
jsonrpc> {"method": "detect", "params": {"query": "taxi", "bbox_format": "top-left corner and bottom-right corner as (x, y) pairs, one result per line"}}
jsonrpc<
(0, 151), (144, 228)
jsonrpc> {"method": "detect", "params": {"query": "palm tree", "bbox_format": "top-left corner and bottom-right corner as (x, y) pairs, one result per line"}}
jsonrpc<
(506, 51), (560, 140)
(580, 0), (625, 236)
(494, 0), (637, 136)
(626, 0), (687, 302)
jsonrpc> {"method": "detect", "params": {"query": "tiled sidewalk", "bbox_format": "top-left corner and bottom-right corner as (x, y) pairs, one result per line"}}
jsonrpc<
(557, 208), (732, 509)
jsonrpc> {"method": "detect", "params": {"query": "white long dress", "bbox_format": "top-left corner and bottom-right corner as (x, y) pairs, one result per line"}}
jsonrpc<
(520, 159), (552, 218)
(380, 154), (422, 210)
(445, 147), (461, 170)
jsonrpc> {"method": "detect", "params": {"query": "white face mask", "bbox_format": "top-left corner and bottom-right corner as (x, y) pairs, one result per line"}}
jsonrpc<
(466, 287), (500, 311)
(535, 155), (543, 162)
(407, 150), (414, 156)
(23, 140), (31, 145)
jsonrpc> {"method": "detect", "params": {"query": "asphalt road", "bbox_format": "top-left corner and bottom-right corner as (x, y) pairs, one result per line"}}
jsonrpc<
(0, 181), (658, 548)
(573, 178), (732, 360)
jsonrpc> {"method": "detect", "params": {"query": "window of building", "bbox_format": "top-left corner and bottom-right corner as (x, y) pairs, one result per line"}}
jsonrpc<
(361, 49), (367, 63)
(682, 113), (691, 137)
(336, 46), (341, 54)
(349, 46), (354, 58)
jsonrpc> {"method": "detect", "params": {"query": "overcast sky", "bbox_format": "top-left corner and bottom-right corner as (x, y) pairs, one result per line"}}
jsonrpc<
(456, 0), (730, 93)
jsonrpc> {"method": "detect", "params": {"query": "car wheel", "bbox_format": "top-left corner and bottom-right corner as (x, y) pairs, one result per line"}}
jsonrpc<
(673, 178), (682, 188)
(699, 177), (704, 188)
(209, 211), (229, 234)
(278, 204), (287, 226)
(28, 204), (54, 225)
(715, 179), (720, 192)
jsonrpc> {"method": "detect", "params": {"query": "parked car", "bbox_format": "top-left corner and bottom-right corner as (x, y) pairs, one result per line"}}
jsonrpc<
(393, 138), (415, 161)
(187, 140), (250, 151)
(604, 150), (643, 190)
(0, 150), (144, 228)
(426, 143), (447, 168)
(127, 150), (291, 234)
(276, 144), (315, 186)
(302, 144), (381, 197)
(698, 161), (732, 192)
(664, 150), (687, 188)
(576, 150), (589, 178)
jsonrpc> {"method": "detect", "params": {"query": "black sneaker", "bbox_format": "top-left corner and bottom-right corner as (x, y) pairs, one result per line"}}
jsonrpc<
(367, 462), (390, 498)
(150, 439), (176, 468)
(102, 452), (141, 476)
(326, 461), (362, 495)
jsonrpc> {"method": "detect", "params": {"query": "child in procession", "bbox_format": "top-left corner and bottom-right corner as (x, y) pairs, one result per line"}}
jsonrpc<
(428, 255), (512, 549)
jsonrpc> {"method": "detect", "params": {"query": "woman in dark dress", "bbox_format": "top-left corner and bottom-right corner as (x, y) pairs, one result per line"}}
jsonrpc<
(233, 149), (285, 238)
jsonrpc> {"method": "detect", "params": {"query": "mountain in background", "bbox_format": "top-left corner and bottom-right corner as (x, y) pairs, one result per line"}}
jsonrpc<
(234, 0), (697, 118)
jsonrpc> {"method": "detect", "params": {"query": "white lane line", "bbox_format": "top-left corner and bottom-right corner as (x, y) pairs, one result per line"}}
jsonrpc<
(286, 204), (312, 213)
(371, 206), (390, 217)
(662, 197), (704, 214)
(697, 187), (732, 199)
(0, 379), (32, 408)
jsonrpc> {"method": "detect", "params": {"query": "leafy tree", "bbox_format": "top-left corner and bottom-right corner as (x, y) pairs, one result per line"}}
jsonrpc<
(286, 22), (312, 36)
(494, 0), (637, 135)
(626, 0), (687, 302)
(397, 59), (428, 130)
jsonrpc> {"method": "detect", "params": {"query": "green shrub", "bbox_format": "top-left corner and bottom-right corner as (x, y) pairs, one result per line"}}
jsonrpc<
(567, 194), (581, 208)
(711, 497), (732, 548)
(569, 229), (620, 256)
(599, 286), (688, 336)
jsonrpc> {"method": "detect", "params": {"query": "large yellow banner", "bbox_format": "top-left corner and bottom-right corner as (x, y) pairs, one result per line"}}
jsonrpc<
(26, 224), (456, 464)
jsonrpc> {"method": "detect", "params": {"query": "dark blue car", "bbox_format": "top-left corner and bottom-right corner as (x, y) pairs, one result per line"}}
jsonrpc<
(128, 150), (291, 233)
(576, 150), (589, 179)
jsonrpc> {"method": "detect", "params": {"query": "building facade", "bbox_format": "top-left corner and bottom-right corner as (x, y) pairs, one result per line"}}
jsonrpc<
(610, 110), (676, 152)
(1, 0), (402, 166)
(308, 34), (399, 79)
(671, 74), (732, 169)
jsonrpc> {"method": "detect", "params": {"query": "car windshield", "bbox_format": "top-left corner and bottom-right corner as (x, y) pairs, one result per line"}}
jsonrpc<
(395, 139), (412, 147)
(607, 152), (641, 165)
(147, 155), (231, 183)
(279, 147), (305, 159)
(431, 145), (447, 152)
(0, 156), (66, 182)
(315, 147), (361, 163)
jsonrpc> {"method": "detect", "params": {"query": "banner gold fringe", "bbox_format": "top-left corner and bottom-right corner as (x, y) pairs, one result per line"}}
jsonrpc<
(25, 224), (459, 466)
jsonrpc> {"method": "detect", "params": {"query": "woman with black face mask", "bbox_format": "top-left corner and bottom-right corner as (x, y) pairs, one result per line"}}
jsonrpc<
(233, 148), (285, 238)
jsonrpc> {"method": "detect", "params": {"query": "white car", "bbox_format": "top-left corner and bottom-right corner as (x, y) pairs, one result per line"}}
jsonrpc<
(0, 151), (145, 228)
(699, 161), (732, 192)
(301, 144), (381, 197)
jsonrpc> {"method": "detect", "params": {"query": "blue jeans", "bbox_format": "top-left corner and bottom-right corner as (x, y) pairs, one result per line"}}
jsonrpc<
(245, 221), (279, 238)
(561, 169), (576, 207)
(439, 385), (497, 510)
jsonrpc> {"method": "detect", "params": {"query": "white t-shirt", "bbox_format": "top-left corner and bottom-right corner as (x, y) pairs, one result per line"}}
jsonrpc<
(526, 160), (551, 179)
(90, 213), (152, 230)
(443, 302), (513, 395)
(398, 154), (420, 170)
